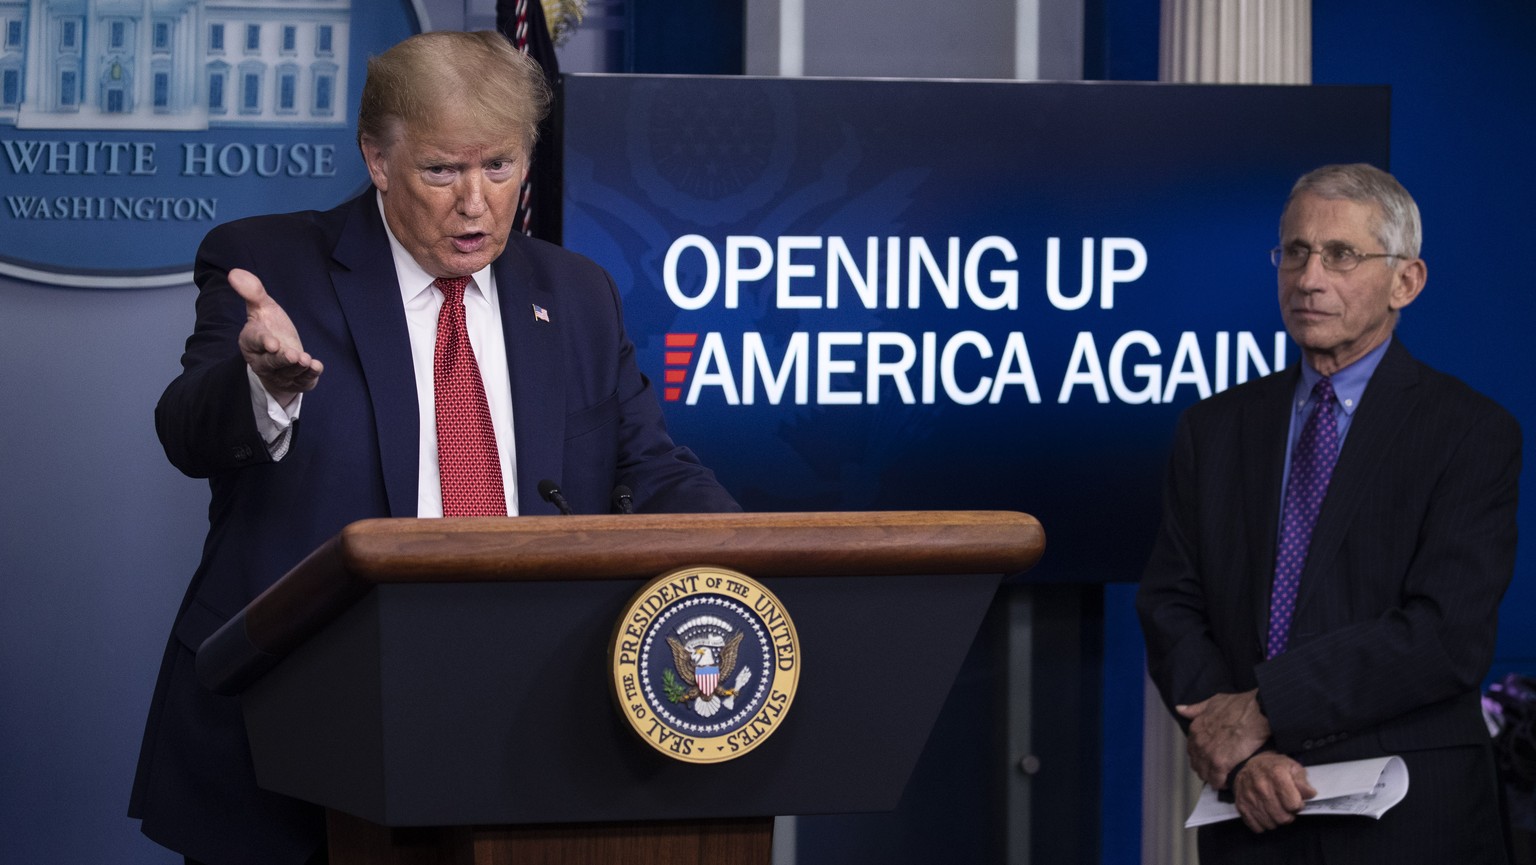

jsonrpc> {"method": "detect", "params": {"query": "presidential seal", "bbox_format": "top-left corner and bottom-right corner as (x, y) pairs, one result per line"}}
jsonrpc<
(609, 566), (800, 763)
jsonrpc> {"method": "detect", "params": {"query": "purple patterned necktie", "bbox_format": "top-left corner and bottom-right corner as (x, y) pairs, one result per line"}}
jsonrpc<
(1266, 377), (1339, 658)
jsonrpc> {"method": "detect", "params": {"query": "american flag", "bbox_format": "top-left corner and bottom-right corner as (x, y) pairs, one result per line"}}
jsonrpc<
(532, 304), (550, 323)
(497, 0), (562, 244)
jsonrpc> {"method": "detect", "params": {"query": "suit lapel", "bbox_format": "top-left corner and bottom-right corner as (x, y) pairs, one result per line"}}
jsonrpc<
(1293, 339), (1423, 618)
(331, 193), (420, 517)
(493, 238), (568, 514)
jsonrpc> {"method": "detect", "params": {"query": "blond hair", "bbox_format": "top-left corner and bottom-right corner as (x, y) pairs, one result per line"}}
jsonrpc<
(357, 30), (551, 157)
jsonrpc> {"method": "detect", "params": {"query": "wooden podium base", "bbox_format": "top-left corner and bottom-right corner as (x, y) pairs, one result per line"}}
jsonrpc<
(327, 809), (774, 865)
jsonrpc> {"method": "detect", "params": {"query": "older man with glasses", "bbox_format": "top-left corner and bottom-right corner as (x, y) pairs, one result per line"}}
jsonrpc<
(1138, 163), (1520, 865)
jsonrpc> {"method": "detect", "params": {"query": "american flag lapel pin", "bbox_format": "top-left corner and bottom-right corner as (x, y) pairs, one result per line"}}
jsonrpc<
(532, 304), (550, 323)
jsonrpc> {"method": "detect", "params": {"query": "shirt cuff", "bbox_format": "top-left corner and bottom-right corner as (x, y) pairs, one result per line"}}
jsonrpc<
(247, 365), (301, 461)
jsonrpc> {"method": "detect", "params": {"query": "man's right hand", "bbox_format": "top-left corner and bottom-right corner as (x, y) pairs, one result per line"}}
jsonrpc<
(231, 268), (323, 406)
(1232, 751), (1316, 833)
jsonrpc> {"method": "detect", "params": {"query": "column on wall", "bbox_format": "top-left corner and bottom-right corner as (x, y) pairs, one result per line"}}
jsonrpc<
(1160, 0), (1309, 84)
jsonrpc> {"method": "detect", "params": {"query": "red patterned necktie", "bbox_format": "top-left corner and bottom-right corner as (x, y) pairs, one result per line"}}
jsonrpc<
(1266, 377), (1339, 658)
(433, 276), (506, 516)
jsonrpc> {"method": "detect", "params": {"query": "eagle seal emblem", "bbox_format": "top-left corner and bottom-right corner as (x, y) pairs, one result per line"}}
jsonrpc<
(609, 566), (800, 763)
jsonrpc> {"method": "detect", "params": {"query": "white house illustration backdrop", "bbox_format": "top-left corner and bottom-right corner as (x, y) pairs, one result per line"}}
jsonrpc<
(0, 0), (351, 130)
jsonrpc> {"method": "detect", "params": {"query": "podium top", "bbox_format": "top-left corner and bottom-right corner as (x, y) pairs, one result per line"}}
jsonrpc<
(200, 510), (1043, 694)
(334, 509), (1043, 581)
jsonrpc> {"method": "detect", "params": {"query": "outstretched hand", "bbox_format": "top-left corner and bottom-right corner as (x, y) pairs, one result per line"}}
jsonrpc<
(1177, 689), (1271, 788)
(231, 268), (323, 405)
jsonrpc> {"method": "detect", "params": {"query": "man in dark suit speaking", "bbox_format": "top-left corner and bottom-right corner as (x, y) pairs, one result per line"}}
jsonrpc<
(129, 30), (738, 865)
(1138, 163), (1519, 864)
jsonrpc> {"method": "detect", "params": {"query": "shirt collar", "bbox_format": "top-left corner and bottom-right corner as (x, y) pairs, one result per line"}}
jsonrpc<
(375, 191), (494, 307)
(1294, 335), (1392, 418)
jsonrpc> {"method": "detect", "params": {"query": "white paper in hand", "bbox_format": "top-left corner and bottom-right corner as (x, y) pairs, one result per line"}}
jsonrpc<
(1185, 755), (1409, 828)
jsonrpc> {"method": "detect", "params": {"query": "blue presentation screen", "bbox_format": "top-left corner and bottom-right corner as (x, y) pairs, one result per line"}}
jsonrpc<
(561, 76), (1390, 582)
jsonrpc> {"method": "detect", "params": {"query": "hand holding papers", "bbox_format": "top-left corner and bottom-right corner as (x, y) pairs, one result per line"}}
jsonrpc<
(1185, 755), (1409, 828)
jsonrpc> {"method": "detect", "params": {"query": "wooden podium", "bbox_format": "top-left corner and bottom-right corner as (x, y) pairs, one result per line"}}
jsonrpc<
(196, 511), (1045, 864)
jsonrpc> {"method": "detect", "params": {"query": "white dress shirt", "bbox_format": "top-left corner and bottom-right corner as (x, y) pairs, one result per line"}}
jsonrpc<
(250, 192), (520, 516)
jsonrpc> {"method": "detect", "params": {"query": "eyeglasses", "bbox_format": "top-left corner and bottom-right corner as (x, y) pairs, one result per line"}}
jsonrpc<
(1270, 245), (1405, 273)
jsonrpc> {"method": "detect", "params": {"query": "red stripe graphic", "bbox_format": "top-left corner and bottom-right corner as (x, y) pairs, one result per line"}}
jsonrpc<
(662, 333), (698, 402)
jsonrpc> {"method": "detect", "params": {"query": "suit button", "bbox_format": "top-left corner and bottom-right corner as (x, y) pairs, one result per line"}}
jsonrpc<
(1303, 738), (1315, 749)
(233, 444), (253, 461)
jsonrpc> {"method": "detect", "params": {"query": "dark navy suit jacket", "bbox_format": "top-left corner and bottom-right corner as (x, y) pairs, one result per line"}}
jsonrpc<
(1137, 337), (1520, 864)
(130, 191), (739, 864)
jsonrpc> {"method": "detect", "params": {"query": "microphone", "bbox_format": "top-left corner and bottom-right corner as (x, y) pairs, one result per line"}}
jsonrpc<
(610, 485), (635, 515)
(537, 479), (574, 515)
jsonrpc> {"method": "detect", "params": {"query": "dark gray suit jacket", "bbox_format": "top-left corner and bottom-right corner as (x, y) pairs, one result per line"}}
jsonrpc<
(1137, 337), (1520, 864)
(130, 191), (739, 865)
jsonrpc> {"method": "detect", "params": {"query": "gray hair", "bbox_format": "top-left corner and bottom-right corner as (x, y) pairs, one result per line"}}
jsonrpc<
(357, 30), (551, 158)
(1283, 163), (1422, 258)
